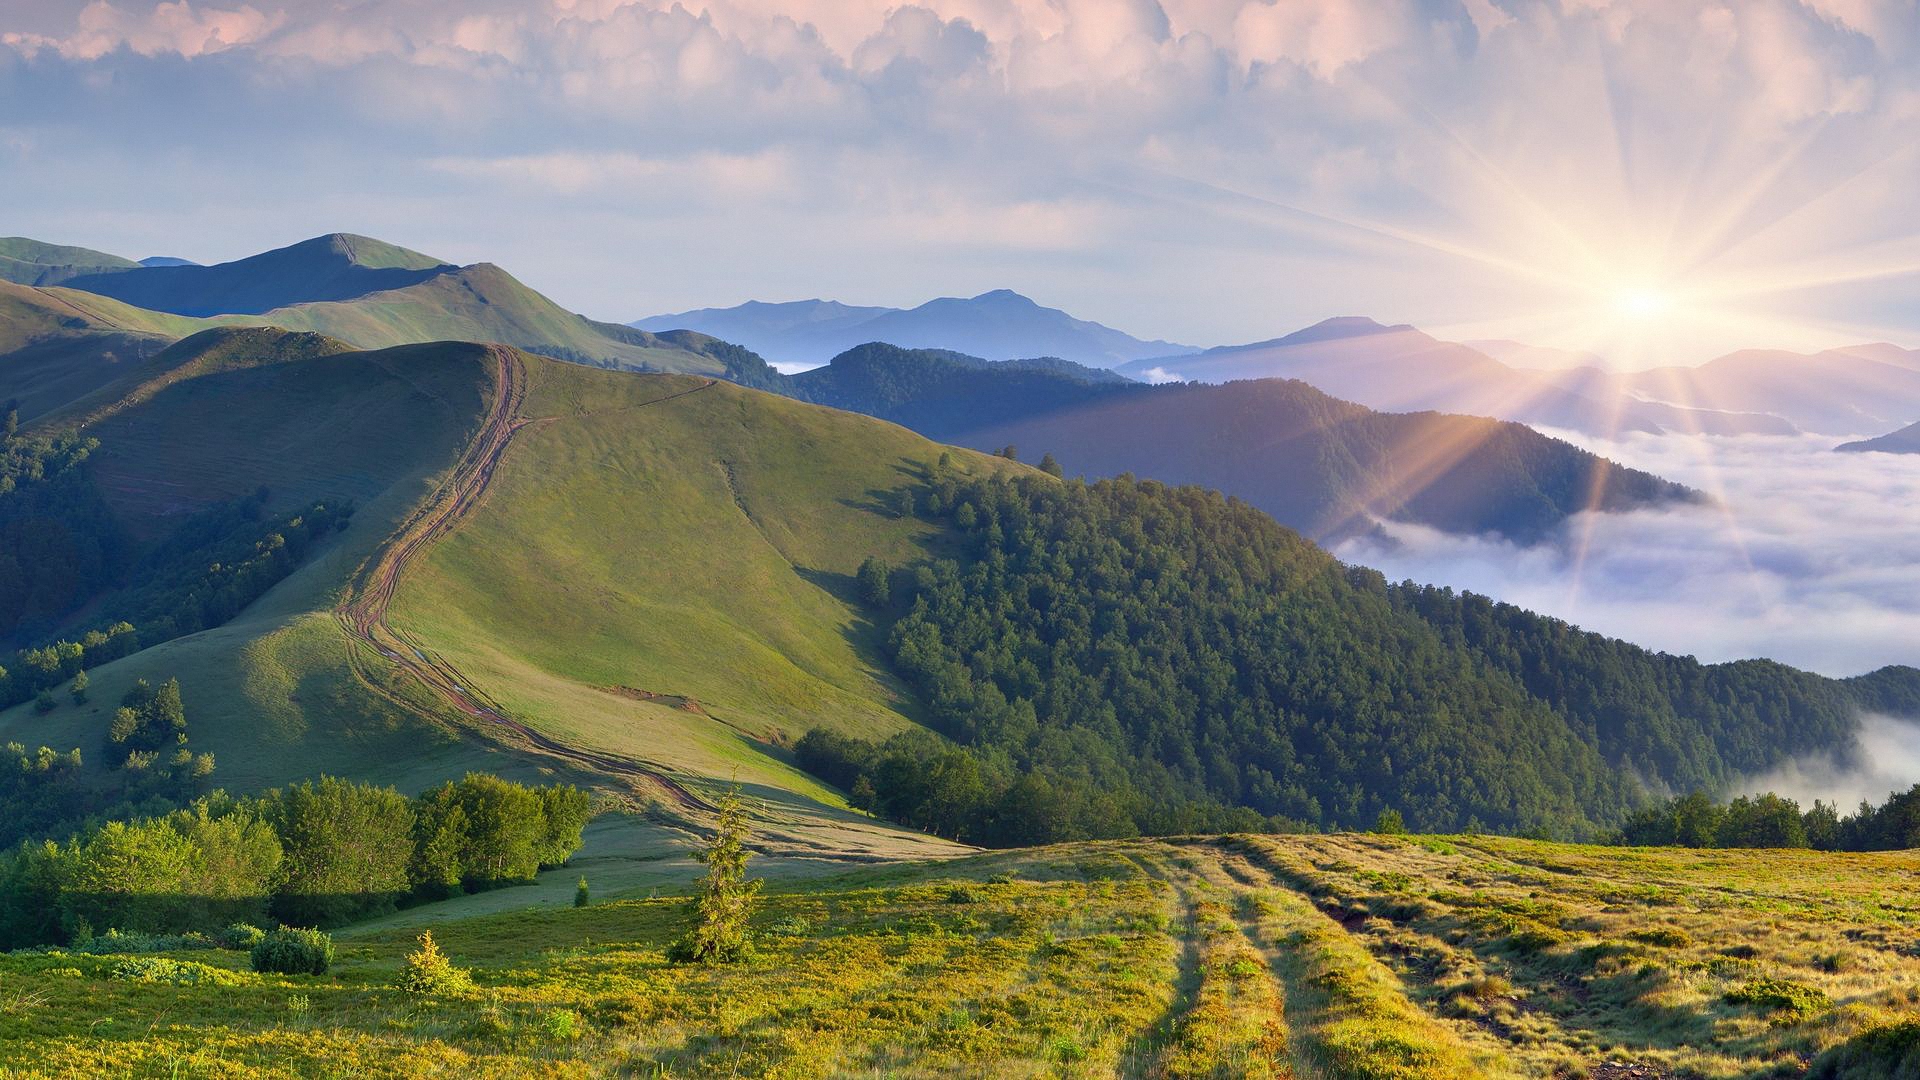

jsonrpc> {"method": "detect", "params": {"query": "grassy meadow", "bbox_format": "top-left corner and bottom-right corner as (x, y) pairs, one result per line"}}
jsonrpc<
(2, 834), (1916, 1079)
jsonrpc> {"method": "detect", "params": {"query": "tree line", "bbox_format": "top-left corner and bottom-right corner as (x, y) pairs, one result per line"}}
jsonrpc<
(0, 773), (593, 949)
(1619, 785), (1920, 851)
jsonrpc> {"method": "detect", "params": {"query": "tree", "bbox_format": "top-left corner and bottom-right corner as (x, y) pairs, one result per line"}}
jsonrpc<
(575, 876), (590, 908)
(1038, 452), (1063, 478)
(1372, 809), (1409, 835)
(1717, 794), (1807, 849)
(856, 557), (892, 608)
(996, 445), (1019, 461)
(1672, 793), (1726, 848)
(269, 776), (415, 926)
(68, 670), (88, 706)
(671, 786), (761, 963)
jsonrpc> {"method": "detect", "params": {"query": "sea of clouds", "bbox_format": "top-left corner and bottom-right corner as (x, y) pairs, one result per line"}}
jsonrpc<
(1336, 430), (1920, 802)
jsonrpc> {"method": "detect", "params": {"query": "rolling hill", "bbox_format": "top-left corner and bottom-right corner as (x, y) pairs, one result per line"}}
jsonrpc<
(636, 289), (1196, 368)
(788, 342), (1700, 543)
(0, 238), (143, 287)
(1119, 318), (1798, 438)
(1, 328), (1910, 853)
(1620, 345), (1920, 436)
(1, 234), (775, 385)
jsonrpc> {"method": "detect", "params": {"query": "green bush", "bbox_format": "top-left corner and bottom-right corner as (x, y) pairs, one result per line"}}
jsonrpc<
(110, 956), (244, 986)
(1725, 977), (1830, 1016)
(221, 923), (266, 951)
(397, 931), (471, 996)
(1808, 1018), (1920, 1079)
(1628, 926), (1693, 949)
(250, 926), (333, 976)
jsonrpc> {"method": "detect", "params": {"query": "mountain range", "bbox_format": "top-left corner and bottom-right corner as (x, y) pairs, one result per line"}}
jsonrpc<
(1, 233), (1692, 546)
(786, 343), (1698, 543)
(634, 290), (1196, 369)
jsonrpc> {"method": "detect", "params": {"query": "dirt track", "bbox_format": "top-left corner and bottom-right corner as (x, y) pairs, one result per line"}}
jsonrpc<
(335, 349), (719, 811)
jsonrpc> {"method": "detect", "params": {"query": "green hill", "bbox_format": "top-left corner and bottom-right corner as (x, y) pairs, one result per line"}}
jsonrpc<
(0, 238), (141, 287)
(57, 233), (454, 317)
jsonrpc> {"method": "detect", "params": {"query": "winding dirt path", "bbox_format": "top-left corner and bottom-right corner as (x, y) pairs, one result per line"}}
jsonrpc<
(335, 349), (719, 811)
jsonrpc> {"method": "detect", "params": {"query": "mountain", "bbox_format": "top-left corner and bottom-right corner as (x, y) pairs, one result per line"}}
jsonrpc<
(56, 233), (457, 317)
(1618, 345), (1920, 435)
(1466, 338), (1609, 369)
(1836, 418), (1920, 454)
(1118, 318), (1797, 438)
(0, 280), (204, 423)
(1, 327), (1912, 853)
(635, 289), (1196, 368)
(0, 238), (142, 287)
(3, 234), (771, 382)
(790, 342), (1701, 543)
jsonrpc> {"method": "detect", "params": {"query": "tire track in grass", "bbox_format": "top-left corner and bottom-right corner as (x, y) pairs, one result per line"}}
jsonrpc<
(1128, 844), (1293, 1080)
(1211, 837), (1504, 1080)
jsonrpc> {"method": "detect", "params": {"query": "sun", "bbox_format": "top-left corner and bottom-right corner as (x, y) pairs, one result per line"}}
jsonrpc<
(1610, 284), (1672, 322)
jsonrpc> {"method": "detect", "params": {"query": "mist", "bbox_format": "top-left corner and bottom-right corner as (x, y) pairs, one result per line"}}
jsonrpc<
(1737, 714), (1920, 809)
(1336, 431), (1920, 678)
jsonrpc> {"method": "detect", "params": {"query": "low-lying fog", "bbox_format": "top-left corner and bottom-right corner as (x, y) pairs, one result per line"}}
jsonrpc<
(1337, 431), (1920, 803)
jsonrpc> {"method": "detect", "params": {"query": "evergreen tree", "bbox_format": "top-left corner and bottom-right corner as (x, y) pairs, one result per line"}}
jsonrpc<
(1038, 452), (1063, 478)
(671, 786), (761, 964)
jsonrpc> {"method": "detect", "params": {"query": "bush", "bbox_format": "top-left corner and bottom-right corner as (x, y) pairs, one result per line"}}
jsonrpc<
(574, 876), (589, 909)
(397, 931), (472, 996)
(1808, 1018), (1920, 1079)
(944, 884), (983, 904)
(221, 923), (266, 951)
(251, 926), (333, 976)
(1628, 926), (1693, 949)
(1725, 978), (1830, 1016)
(110, 956), (244, 987)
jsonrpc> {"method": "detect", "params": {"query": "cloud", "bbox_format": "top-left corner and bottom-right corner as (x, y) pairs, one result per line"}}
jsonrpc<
(1139, 366), (1184, 383)
(1739, 714), (1920, 808)
(1335, 431), (1920, 678)
(5, 1), (1920, 348)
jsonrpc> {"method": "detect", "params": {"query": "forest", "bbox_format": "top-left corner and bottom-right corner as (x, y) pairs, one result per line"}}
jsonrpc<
(812, 467), (1914, 841)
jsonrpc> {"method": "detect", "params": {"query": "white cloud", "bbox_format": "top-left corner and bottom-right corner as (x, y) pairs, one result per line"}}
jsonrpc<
(4, 1), (1920, 348)
(1336, 431), (1920, 678)
(1140, 365), (1184, 383)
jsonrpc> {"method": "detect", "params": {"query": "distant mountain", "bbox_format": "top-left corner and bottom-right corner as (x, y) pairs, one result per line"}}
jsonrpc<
(0, 238), (142, 288)
(58, 233), (456, 317)
(1467, 339), (1609, 370)
(3, 234), (771, 384)
(790, 342), (1699, 543)
(1836, 419), (1920, 454)
(1118, 318), (1796, 438)
(137, 256), (201, 268)
(636, 289), (1196, 368)
(1616, 346), (1920, 436)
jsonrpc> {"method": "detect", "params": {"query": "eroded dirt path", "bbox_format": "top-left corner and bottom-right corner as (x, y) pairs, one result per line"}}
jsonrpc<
(335, 349), (719, 811)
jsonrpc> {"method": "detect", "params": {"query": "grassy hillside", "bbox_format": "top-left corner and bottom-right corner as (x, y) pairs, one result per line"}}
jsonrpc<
(384, 363), (1022, 814)
(57, 234), (454, 317)
(0, 238), (140, 287)
(0, 337), (1001, 857)
(1, 833), (1915, 1077)
(0, 281), (211, 423)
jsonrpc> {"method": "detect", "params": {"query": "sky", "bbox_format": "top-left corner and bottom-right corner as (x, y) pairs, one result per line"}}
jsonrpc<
(7, 0), (1920, 365)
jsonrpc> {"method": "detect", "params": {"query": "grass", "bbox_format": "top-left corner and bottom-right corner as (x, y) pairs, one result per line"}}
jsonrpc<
(1, 836), (1915, 1078)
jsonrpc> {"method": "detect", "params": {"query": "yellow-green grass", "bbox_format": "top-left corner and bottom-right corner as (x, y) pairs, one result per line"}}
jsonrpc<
(3, 837), (1914, 1078)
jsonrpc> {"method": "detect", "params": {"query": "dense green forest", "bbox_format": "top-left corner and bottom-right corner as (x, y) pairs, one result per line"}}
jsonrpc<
(0, 774), (593, 948)
(0, 405), (125, 640)
(806, 468), (1914, 841)
(1619, 785), (1920, 851)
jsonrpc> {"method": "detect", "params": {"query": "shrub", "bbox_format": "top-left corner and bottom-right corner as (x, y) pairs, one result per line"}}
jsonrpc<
(1628, 926), (1693, 949)
(944, 884), (983, 904)
(110, 956), (244, 987)
(251, 926), (333, 976)
(397, 931), (472, 996)
(544, 1008), (579, 1042)
(221, 923), (266, 951)
(1808, 1018), (1920, 1079)
(574, 876), (589, 909)
(1725, 978), (1831, 1016)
